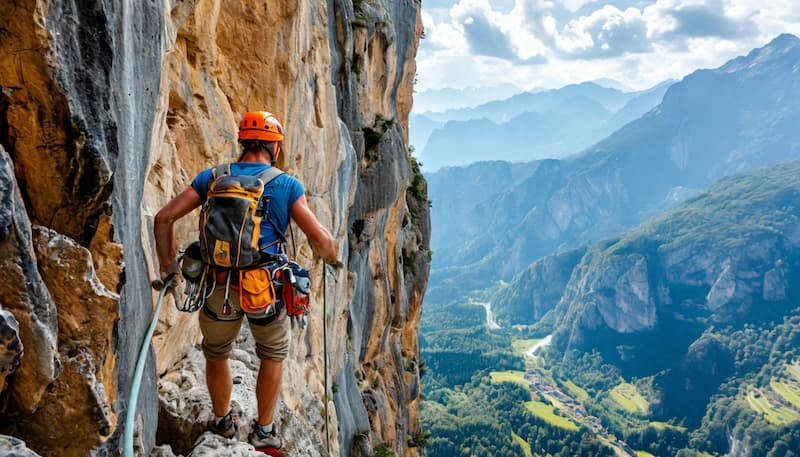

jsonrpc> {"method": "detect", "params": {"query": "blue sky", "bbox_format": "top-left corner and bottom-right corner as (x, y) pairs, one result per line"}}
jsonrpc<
(417, 0), (800, 91)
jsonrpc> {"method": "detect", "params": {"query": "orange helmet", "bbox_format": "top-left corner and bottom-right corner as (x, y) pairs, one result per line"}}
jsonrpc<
(238, 111), (284, 142)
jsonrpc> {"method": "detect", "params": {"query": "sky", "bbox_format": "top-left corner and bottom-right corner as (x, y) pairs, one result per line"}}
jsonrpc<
(417, 0), (800, 92)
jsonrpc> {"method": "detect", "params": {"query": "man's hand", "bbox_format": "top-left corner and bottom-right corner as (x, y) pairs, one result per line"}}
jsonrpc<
(151, 259), (180, 291)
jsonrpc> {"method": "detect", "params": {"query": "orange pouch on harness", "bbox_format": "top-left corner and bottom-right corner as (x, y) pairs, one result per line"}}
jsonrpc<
(237, 268), (277, 313)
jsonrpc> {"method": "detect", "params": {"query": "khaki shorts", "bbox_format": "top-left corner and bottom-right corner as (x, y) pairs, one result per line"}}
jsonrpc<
(198, 286), (290, 362)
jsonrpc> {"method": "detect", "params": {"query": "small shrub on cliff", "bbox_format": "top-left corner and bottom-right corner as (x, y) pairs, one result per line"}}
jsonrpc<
(374, 443), (396, 457)
(353, 0), (370, 28)
(409, 430), (432, 448)
(408, 153), (428, 203)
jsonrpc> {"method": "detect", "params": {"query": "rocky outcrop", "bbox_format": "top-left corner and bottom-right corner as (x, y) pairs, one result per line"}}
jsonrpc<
(0, 435), (42, 457)
(0, 146), (59, 427)
(490, 247), (586, 327)
(0, 308), (23, 397)
(0, 1), (426, 456)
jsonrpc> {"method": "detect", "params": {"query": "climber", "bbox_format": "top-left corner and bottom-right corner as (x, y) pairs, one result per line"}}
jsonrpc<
(153, 111), (339, 450)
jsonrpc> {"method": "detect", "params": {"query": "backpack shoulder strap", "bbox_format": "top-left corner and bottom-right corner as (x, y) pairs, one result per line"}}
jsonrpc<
(219, 163), (233, 176)
(210, 163), (231, 181)
(257, 166), (284, 186)
(207, 164), (229, 194)
(256, 166), (288, 249)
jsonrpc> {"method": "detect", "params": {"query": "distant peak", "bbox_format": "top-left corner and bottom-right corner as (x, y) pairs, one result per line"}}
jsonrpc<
(718, 34), (800, 74)
(590, 78), (631, 92)
(769, 33), (800, 47)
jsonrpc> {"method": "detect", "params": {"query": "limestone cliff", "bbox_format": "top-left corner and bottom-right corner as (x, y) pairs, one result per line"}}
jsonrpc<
(0, 1), (428, 456)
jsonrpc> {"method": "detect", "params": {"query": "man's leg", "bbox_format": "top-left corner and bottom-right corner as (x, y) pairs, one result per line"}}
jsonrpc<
(199, 288), (244, 420)
(249, 311), (290, 428)
(207, 359), (233, 417)
(256, 358), (283, 425)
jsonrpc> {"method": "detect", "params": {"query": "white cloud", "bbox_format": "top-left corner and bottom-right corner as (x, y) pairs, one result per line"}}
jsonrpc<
(555, 4), (650, 57)
(642, 0), (757, 45)
(563, 0), (600, 12)
(415, 0), (800, 92)
(447, 0), (548, 62)
(422, 10), (469, 54)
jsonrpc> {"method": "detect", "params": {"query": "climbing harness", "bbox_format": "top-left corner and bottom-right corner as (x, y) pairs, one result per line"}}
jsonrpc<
(124, 273), (174, 457)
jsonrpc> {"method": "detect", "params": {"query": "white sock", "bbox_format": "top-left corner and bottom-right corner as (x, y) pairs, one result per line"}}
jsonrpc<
(258, 422), (273, 434)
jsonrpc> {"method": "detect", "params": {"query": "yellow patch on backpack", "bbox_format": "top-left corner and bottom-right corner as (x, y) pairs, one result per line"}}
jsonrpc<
(213, 240), (231, 267)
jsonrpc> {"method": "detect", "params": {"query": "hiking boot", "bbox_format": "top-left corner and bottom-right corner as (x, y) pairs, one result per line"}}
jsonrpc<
(249, 423), (283, 449)
(207, 410), (236, 439)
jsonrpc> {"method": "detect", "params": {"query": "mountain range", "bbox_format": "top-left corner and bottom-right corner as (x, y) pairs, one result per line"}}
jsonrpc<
(425, 33), (800, 305)
(412, 83), (523, 113)
(412, 80), (674, 171)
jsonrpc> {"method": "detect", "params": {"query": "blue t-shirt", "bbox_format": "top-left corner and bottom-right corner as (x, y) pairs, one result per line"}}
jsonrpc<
(191, 162), (305, 253)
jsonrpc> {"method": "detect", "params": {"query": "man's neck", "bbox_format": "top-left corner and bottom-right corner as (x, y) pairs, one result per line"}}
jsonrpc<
(239, 152), (271, 165)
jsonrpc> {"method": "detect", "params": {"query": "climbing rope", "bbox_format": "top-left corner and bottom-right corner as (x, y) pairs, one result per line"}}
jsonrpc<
(322, 266), (332, 456)
(123, 274), (174, 457)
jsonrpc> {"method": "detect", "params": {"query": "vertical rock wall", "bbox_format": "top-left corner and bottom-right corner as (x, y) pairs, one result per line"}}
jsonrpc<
(0, 1), (427, 456)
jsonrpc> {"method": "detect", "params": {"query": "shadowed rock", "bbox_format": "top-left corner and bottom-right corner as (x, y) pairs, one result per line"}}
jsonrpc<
(0, 308), (23, 393)
(0, 435), (42, 457)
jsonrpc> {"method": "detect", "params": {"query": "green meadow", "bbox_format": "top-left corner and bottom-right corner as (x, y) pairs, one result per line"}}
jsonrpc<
(512, 338), (540, 356)
(512, 432), (534, 457)
(610, 383), (649, 414)
(524, 401), (580, 431)
(747, 388), (800, 425)
(490, 370), (529, 388)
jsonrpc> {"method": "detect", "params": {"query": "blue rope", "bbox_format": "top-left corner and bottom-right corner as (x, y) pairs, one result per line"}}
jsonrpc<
(123, 275), (173, 456)
(323, 268), (331, 456)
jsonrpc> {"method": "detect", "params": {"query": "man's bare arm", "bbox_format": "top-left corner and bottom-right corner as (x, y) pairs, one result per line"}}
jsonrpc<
(290, 195), (338, 264)
(154, 186), (203, 272)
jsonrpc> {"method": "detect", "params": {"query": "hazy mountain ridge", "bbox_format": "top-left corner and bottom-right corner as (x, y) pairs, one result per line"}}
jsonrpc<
(426, 34), (800, 303)
(426, 160), (539, 264)
(416, 81), (674, 171)
(422, 96), (613, 169)
(412, 83), (523, 113)
(423, 82), (635, 123)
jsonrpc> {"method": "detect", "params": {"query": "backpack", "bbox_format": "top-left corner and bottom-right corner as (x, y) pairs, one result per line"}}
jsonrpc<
(198, 163), (284, 269)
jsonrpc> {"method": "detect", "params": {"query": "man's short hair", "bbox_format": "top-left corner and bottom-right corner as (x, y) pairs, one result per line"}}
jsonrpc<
(238, 140), (278, 163)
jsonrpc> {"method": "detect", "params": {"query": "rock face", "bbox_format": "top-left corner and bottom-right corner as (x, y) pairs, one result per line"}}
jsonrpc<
(0, 435), (42, 457)
(490, 247), (586, 326)
(0, 308), (23, 396)
(0, 1), (427, 457)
